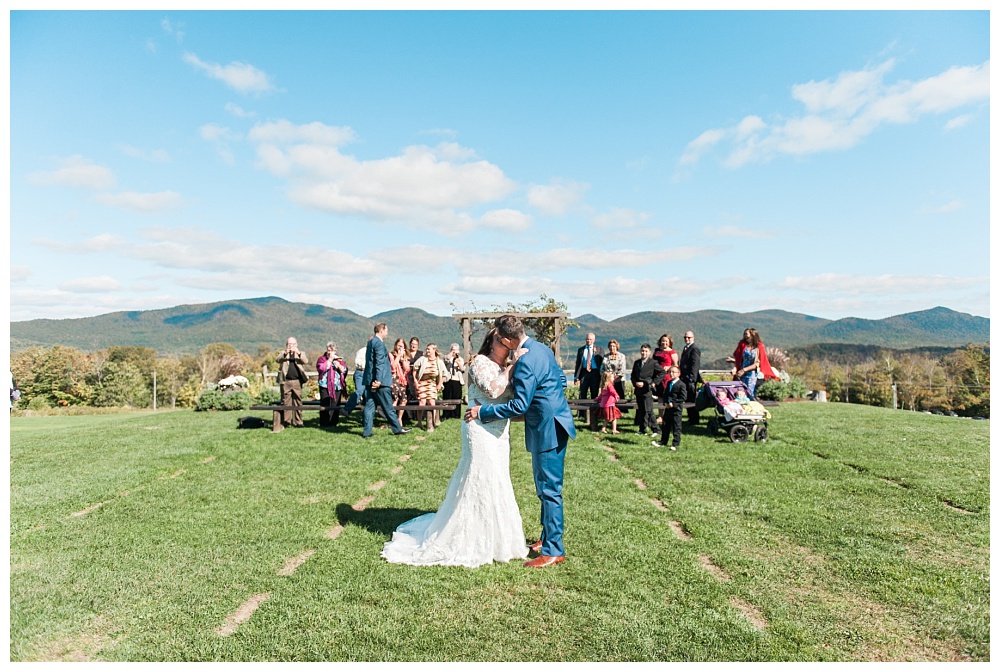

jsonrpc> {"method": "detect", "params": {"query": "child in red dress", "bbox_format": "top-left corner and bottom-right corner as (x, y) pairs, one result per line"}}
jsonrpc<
(595, 371), (623, 434)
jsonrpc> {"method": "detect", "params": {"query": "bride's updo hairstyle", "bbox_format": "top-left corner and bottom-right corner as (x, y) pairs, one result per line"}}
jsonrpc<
(495, 314), (525, 341)
(477, 328), (498, 356)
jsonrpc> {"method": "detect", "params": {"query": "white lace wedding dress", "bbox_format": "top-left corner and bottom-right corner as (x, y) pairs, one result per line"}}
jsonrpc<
(381, 354), (529, 567)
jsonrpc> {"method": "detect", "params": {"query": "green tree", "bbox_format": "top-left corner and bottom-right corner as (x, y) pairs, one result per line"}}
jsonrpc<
(941, 346), (989, 416)
(21, 346), (95, 406)
(93, 361), (151, 408)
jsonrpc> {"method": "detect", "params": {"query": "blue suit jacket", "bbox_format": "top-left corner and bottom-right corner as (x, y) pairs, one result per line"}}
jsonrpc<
(362, 336), (393, 388)
(479, 337), (577, 453)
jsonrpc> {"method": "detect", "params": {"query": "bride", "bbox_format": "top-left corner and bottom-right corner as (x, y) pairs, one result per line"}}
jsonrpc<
(381, 328), (529, 567)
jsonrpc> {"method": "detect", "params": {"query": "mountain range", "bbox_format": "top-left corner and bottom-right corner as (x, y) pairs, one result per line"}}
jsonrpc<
(9, 297), (989, 367)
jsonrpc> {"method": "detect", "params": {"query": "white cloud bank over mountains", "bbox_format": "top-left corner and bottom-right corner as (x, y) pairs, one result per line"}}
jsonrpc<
(680, 59), (989, 168)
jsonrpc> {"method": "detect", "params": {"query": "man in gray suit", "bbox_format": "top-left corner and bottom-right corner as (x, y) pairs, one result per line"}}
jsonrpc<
(362, 323), (411, 438)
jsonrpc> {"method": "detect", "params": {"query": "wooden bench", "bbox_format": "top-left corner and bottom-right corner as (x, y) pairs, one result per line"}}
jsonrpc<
(566, 399), (778, 431)
(250, 400), (463, 432)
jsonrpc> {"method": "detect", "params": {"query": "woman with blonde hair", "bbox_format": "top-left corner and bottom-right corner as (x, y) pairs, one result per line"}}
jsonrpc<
(411, 343), (445, 432)
(600, 339), (627, 399)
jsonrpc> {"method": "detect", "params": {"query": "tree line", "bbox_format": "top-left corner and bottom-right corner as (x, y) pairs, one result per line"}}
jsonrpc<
(786, 344), (989, 417)
(10, 343), (285, 411)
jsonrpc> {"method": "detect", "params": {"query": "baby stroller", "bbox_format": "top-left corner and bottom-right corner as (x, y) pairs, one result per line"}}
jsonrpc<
(697, 380), (770, 443)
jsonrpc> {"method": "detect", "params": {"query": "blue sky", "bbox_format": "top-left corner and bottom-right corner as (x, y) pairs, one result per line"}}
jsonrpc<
(7, 9), (991, 323)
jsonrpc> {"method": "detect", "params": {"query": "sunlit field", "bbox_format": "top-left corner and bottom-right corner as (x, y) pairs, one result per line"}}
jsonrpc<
(10, 403), (988, 661)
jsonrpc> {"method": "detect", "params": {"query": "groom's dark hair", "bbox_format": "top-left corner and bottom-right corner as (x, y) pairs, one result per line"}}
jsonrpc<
(495, 314), (524, 340)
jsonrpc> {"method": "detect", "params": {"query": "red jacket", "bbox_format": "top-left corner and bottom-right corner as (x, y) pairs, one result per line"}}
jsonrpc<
(733, 340), (779, 381)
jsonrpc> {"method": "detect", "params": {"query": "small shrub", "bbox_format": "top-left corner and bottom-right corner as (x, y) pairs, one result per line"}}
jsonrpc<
(219, 390), (253, 411)
(255, 387), (281, 405)
(26, 396), (50, 411)
(195, 389), (224, 411)
(196, 388), (253, 411)
(756, 377), (810, 401)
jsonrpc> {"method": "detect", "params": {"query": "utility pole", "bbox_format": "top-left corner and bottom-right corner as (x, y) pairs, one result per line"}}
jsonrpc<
(153, 369), (157, 411)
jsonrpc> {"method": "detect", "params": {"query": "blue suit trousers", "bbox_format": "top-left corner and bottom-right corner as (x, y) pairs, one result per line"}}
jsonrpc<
(362, 385), (403, 437)
(533, 422), (569, 557)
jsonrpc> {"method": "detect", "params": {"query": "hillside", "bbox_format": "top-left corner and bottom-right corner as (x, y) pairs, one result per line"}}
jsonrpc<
(10, 298), (989, 365)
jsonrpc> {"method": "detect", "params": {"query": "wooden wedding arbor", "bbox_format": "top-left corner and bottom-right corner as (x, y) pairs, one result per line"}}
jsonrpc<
(453, 311), (570, 366)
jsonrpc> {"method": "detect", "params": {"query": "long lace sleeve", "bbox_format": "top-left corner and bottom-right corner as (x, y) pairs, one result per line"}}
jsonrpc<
(469, 355), (510, 400)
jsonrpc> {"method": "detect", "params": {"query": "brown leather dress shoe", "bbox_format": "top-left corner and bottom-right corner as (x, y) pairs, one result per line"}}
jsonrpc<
(527, 539), (543, 553)
(524, 555), (565, 568)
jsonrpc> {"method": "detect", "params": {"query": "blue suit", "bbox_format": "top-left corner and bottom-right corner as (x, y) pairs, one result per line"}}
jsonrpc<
(361, 335), (403, 437)
(479, 337), (576, 556)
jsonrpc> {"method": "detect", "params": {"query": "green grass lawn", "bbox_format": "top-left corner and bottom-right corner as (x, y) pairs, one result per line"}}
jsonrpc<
(9, 403), (989, 661)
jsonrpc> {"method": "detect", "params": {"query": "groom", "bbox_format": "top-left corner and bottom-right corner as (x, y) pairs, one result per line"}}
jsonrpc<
(465, 315), (576, 568)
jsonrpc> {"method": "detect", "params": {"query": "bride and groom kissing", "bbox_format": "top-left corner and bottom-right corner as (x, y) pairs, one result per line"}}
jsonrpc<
(381, 314), (577, 569)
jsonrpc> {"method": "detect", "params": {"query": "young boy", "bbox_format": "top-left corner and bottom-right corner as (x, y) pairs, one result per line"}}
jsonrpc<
(653, 366), (686, 451)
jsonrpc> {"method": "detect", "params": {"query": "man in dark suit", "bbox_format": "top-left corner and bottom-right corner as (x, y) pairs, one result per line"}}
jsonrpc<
(653, 366), (687, 450)
(573, 332), (604, 417)
(679, 330), (702, 425)
(630, 343), (665, 436)
(361, 323), (411, 438)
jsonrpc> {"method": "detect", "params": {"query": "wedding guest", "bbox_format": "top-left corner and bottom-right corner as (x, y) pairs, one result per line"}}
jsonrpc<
(316, 341), (347, 427)
(389, 338), (412, 427)
(729, 328), (779, 399)
(573, 332), (604, 417)
(342, 343), (369, 414)
(441, 343), (466, 420)
(630, 344), (665, 436)
(406, 336), (422, 422)
(679, 330), (702, 424)
(275, 337), (309, 431)
(594, 371), (622, 434)
(653, 365), (686, 451)
(361, 323), (411, 438)
(600, 339), (628, 399)
(653, 333), (679, 403)
(411, 343), (445, 432)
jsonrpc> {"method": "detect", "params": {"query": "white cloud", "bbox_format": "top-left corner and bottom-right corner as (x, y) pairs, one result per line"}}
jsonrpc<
(682, 60), (990, 168)
(451, 245), (717, 277)
(526, 180), (588, 216)
(248, 121), (517, 232)
(479, 209), (532, 232)
(944, 114), (974, 131)
(678, 128), (726, 165)
(119, 144), (170, 162)
(446, 274), (739, 305)
(161, 18), (184, 42)
(11, 266), (32, 282)
(59, 275), (124, 293)
(183, 52), (275, 94)
(777, 273), (985, 296)
(95, 191), (183, 213)
(592, 208), (650, 230)
(225, 102), (256, 118)
(200, 123), (239, 142)
(28, 155), (116, 190)
(248, 119), (354, 146)
(703, 225), (772, 239)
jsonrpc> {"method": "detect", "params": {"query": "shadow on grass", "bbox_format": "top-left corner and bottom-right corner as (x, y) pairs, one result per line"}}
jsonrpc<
(335, 504), (433, 537)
